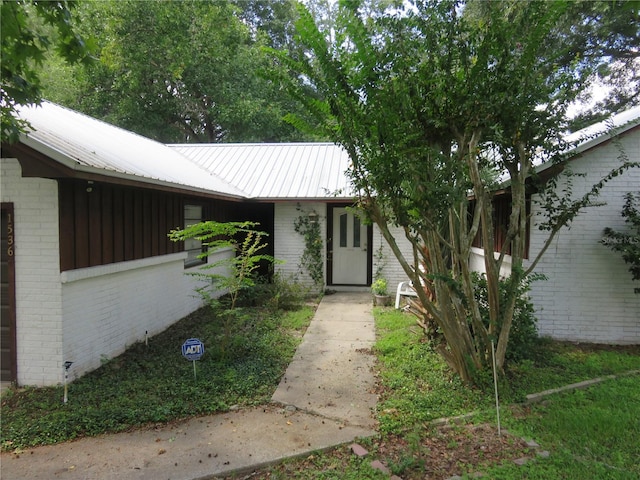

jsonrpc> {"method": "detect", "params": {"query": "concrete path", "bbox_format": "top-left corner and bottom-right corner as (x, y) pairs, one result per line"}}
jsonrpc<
(0, 292), (378, 480)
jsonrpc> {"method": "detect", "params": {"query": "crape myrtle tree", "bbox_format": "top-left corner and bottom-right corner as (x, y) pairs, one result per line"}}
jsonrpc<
(269, 0), (639, 382)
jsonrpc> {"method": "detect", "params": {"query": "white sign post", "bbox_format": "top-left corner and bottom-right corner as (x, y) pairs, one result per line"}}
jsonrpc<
(182, 338), (205, 381)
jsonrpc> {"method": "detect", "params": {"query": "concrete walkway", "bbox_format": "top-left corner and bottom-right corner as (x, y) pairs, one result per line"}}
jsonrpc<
(0, 292), (378, 480)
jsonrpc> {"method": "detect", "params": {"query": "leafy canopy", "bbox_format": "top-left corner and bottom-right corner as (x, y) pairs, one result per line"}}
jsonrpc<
(269, 0), (639, 382)
(1, 0), (92, 142)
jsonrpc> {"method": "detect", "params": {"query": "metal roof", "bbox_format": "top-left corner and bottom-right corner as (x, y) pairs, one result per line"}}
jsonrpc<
(536, 105), (640, 174)
(17, 101), (635, 202)
(169, 142), (355, 200)
(15, 102), (246, 198)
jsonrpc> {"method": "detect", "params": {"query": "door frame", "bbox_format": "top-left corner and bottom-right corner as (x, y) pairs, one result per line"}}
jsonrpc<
(1, 202), (18, 384)
(326, 203), (373, 286)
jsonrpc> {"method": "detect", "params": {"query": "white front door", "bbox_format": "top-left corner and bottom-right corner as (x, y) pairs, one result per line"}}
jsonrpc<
(331, 207), (368, 285)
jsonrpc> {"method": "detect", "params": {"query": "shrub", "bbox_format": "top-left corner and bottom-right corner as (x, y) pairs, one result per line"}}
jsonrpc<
(471, 272), (542, 363)
(601, 192), (640, 293)
(237, 272), (309, 311)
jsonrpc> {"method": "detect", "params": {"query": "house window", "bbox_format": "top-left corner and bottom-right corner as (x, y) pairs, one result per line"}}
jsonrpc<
(353, 216), (361, 248)
(339, 213), (347, 247)
(184, 204), (205, 267)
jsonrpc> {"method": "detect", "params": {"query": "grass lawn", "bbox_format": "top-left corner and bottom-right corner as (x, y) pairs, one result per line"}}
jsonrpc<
(246, 307), (640, 479)
(2, 303), (639, 479)
(0, 304), (315, 451)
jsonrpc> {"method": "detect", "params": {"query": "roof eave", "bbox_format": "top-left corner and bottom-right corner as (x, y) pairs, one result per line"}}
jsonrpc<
(14, 135), (245, 201)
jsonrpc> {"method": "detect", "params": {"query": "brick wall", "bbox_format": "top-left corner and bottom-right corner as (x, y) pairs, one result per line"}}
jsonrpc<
(59, 251), (228, 380)
(372, 226), (413, 291)
(2, 157), (233, 385)
(526, 131), (640, 343)
(1, 158), (64, 386)
(274, 202), (327, 289)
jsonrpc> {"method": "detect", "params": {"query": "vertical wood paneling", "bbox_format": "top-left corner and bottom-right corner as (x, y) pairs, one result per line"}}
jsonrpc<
(88, 185), (103, 266)
(151, 193), (159, 256)
(74, 182), (90, 268)
(113, 189), (125, 263)
(57, 180), (237, 271)
(133, 191), (143, 259)
(122, 189), (134, 261)
(143, 193), (152, 258)
(157, 194), (168, 255)
(101, 187), (114, 264)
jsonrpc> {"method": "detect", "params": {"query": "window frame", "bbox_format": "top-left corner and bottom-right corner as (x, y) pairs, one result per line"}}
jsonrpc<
(183, 203), (207, 268)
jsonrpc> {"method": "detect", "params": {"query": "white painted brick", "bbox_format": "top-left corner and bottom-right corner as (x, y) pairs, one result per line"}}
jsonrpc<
(526, 131), (640, 344)
(1, 158), (230, 386)
(274, 202), (327, 288)
(2, 158), (64, 386)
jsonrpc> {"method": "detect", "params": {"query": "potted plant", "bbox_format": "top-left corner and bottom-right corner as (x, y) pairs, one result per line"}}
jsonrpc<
(371, 278), (390, 306)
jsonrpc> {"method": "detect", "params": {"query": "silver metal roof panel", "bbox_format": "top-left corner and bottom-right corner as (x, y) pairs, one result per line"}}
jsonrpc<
(16, 102), (246, 198)
(169, 142), (355, 200)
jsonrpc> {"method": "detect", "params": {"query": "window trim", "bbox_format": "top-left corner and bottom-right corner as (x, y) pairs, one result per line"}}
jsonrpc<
(184, 203), (207, 268)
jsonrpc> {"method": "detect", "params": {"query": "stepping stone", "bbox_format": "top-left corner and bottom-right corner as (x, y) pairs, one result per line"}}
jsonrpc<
(370, 459), (390, 474)
(350, 443), (368, 457)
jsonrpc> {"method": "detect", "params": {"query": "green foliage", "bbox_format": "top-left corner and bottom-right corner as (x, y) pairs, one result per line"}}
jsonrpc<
(0, 304), (314, 450)
(1, 0), (93, 142)
(373, 242), (387, 281)
(39, 0), (319, 143)
(601, 192), (640, 293)
(471, 272), (543, 363)
(293, 210), (324, 290)
(236, 272), (310, 312)
(373, 307), (640, 435)
(371, 278), (388, 296)
(374, 309), (485, 434)
(169, 220), (277, 310)
(490, 376), (640, 478)
(268, 0), (639, 383)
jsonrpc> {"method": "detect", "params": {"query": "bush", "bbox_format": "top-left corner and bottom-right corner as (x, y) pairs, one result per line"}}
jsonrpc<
(471, 272), (542, 363)
(237, 272), (308, 311)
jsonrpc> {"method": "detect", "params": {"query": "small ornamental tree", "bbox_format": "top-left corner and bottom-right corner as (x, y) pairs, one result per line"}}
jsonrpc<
(169, 221), (277, 310)
(601, 192), (640, 293)
(269, 0), (639, 383)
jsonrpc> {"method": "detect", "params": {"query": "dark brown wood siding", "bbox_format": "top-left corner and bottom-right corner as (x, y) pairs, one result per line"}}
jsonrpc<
(471, 195), (530, 259)
(58, 180), (239, 272)
(1, 203), (17, 383)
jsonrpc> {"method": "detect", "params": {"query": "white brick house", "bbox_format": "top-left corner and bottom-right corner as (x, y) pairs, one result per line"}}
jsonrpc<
(2, 101), (638, 387)
(1, 103), (253, 386)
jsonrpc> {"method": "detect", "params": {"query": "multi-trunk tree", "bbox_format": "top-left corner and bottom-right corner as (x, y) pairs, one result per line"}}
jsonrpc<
(270, 0), (639, 382)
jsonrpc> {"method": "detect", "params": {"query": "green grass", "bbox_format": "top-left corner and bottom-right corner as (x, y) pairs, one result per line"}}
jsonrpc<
(375, 308), (486, 433)
(482, 375), (640, 479)
(3, 303), (639, 480)
(0, 304), (315, 451)
(375, 308), (640, 434)
(253, 307), (640, 479)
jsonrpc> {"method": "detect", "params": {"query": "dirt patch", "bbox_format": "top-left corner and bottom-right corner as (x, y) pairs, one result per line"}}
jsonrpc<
(373, 422), (535, 479)
(230, 420), (536, 479)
